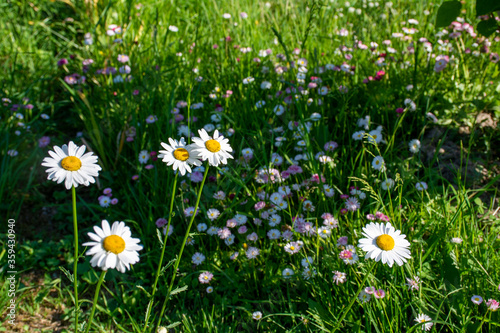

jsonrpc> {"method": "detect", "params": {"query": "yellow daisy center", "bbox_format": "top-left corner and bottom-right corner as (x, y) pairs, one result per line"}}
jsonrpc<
(290, 246), (295, 251)
(61, 156), (82, 171)
(376, 234), (395, 251)
(205, 139), (221, 153)
(103, 235), (126, 254)
(173, 148), (189, 161)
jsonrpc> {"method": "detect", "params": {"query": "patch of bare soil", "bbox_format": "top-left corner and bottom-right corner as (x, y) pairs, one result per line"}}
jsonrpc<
(2, 271), (70, 332)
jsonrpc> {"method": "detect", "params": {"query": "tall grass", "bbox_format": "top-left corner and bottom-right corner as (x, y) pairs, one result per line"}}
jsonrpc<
(1, 0), (499, 332)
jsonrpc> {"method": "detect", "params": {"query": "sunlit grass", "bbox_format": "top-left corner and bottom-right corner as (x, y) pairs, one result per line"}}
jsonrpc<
(1, 0), (499, 332)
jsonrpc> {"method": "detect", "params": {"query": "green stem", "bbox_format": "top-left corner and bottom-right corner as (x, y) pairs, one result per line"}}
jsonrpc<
(476, 309), (489, 333)
(142, 173), (178, 332)
(84, 270), (107, 333)
(332, 262), (376, 332)
(154, 165), (210, 331)
(71, 186), (79, 332)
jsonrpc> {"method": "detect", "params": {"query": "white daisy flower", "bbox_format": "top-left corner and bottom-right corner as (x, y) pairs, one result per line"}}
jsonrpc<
(358, 222), (411, 267)
(191, 129), (233, 167)
(415, 181), (428, 191)
(192, 252), (206, 265)
(282, 268), (294, 279)
(159, 138), (202, 176)
(371, 156), (385, 171)
(381, 178), (395, 190)
(358, 290), (371, 303)
(83, 220), (143, 273)
(138, 150), (150, 164)
(234, 214), (248, 225)
(318, 226), (332, 238)
(207, 208), (220, 221)
(41, 141), (102, 190)
(267, 229), (281, 240)
(352, 131), (365, 141)
(302, 267), (317, 280)
(241, 148), (253, 159)
(99, 196), (111, 207)
(252, 311), (262, 320)
(414, 314), (433, 331)
(274, 105), (285, 115)
(301, 256), (314, 267)
(246, 247), (260, 259)
(367, 129), (383, 144)
(261, 81), (272, 89)
(409, 139), (421, 153)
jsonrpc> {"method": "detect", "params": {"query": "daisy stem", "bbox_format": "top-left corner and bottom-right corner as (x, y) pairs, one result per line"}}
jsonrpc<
(71, 185), (79, 332)
(154, 165), (210, 331)
(332, 261), (376, 332)
(84, 270), (107, 333)
(142, 173), (178, 332)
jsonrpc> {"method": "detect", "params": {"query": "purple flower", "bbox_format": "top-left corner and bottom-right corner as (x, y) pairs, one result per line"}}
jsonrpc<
(119, 65), (131, 74)
(337, 236), (348, 247)
(190, 171), (203, 183)
(57, 58), (68, 66)
(156, 218), (167, 228)
(254, 201), (266, 211)
(38, 136), (51, 148)
(218, 227), (231, 239)
(64, 75), (78, 85)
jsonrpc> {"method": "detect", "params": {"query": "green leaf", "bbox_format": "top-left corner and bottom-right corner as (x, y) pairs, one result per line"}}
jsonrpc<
(474, 197), (485, 214)
(435, 1), (462, 28)
(477, 19), (498, 37)
(443, 251), (461, 288)
(170, 285), (188, 296)
(135, 285), (152, 298)
(166, 322), (182, 329)
(156, 228), (164, 247)
(472, 100), (486, 110)
(476, 0), (500, 16)
(59, 266), (74, 283)
(159, 257), (177, 277)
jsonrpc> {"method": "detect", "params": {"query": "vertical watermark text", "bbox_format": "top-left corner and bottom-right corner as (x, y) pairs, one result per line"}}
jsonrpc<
(6, 218), (16, 325)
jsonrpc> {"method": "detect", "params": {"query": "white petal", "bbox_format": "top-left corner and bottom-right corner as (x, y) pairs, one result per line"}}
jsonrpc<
(101, 220), (111, 236)
(64, 173), (73, 190)
(75, 145), (86, 158)
(105, 253), (117, 269)
(87, 232), (102, 242)
(53, 146), (68, 159)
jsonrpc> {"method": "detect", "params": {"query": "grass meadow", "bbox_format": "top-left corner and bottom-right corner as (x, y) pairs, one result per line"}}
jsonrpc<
(1, 0), (500, 331)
